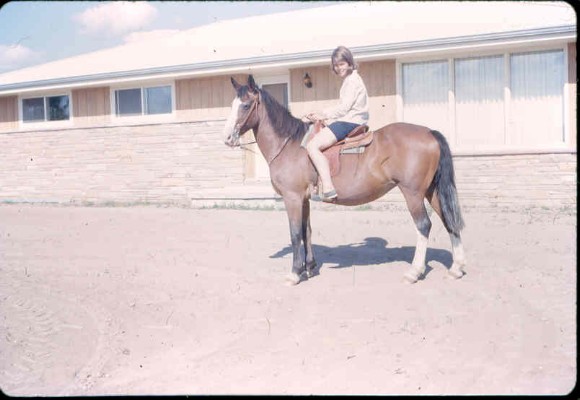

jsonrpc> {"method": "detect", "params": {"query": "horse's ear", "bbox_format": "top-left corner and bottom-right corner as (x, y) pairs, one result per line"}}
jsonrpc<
(247, 75), (258, 93)
(231, 77), (242, 92)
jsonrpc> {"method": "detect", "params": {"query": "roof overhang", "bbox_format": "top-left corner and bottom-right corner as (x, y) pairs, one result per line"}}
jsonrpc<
(0, 24), (575, 96)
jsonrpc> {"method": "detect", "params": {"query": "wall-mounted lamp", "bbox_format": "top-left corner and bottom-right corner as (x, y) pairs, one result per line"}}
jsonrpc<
(303, 72), (313, 88)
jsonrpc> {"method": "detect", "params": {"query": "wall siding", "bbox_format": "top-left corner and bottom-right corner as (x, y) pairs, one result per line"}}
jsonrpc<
(0, 121), (243, 205)
(0, 96), (18, 131)
(72, 87), (111, 126)
(175, 74), (245, 121)
(358, 60), (397, 129)
(290, 60), (396, 130)
(290, 65), (343, 122)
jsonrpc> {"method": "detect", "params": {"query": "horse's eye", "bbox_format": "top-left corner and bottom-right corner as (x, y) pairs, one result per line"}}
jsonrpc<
(242, 103), (251, 110)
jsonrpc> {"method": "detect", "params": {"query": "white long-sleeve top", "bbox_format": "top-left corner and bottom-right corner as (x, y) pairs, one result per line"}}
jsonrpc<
(322, 70), (369, 125)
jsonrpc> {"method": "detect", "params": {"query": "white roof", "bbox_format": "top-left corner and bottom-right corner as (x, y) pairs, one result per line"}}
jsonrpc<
(0, 1), (575, 94)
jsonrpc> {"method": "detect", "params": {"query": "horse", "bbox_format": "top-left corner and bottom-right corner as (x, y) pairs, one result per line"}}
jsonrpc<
(223, 75), (466, 285)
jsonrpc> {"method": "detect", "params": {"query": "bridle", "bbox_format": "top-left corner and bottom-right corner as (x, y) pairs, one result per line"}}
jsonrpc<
(233, 92), (292, 166)
(234, 96), (259, 138)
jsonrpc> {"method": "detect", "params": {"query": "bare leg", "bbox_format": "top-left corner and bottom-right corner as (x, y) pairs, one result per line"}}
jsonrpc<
(306, 128), (337, 195)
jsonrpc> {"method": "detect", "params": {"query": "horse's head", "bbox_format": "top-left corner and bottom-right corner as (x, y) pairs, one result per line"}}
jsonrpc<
(223, 75), (260, 147)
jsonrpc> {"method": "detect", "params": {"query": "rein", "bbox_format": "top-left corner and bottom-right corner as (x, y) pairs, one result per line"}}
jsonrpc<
(267, 135), (292, 166)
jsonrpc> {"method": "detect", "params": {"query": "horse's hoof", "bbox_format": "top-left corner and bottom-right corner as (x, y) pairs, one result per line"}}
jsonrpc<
(285, 273), (302, 286)
(403, 270), (421, 284)
(448, 267), (464, 279)
(305, 261), (318, 278)
(306, 269), (318, 278)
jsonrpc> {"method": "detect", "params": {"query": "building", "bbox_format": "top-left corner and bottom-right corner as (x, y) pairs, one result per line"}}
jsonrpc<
(0, 1), (576, 208)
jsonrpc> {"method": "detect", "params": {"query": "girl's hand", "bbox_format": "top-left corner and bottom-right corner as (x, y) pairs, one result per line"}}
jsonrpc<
(307, 112), (324, 121)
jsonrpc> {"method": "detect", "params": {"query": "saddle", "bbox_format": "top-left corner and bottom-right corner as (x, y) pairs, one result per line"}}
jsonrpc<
(302, 121), (374, 177)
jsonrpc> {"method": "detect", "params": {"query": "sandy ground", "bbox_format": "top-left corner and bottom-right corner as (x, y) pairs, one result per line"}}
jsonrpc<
(0, 204), (576, 395)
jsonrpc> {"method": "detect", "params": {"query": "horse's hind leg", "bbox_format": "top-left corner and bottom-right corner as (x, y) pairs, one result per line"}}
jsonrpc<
(400, 188), (431, 283)
(426, 189), (466, 279)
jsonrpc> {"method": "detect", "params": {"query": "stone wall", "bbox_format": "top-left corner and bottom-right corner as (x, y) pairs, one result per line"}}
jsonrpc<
(0, 121), (576, 209)
(453, 152), (576, 210)
(0, 121), (243, 206)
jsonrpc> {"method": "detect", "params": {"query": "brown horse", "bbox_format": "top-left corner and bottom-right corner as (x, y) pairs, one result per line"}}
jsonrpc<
(224, 75), (466, 285)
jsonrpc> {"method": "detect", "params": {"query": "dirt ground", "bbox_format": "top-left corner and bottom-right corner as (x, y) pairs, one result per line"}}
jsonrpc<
(0, 203), (576, 395)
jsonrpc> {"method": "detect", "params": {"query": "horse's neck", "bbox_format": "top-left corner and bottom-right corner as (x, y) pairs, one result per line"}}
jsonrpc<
(254, 113), (303, 164)
(254, 124), (284, 164)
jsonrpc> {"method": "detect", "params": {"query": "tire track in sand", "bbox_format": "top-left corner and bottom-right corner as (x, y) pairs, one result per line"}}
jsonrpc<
(0, 271), (100, 396)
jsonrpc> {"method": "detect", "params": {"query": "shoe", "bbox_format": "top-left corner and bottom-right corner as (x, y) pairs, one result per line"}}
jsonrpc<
(321, 189), (337, 203)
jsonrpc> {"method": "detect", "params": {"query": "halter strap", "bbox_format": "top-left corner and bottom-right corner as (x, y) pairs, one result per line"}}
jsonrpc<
(236, 92), (292, 166)
(234, 97), (259, 134)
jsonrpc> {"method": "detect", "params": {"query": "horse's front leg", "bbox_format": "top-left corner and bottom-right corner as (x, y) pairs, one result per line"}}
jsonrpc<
(284, 195), (307, 285)
(302, 198), (318, 278)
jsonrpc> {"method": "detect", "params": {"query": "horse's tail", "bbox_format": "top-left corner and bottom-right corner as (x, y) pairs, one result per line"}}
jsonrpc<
(430, 130), (465, 235)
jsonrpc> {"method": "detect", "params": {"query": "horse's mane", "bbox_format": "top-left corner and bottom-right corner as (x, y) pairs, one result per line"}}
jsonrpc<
(259, 88), (309, 141)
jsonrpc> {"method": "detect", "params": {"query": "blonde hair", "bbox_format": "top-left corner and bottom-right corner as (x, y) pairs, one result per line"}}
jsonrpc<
(331, 46), (357, 74)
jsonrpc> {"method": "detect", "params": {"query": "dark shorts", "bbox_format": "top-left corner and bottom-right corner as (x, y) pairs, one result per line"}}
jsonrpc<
(328, 121), (361, 141)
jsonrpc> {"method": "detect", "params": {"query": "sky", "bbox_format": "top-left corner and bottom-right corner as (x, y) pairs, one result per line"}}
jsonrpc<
(0, 1), (341, 74)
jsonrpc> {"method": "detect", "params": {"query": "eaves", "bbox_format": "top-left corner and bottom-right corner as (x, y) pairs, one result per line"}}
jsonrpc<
(0, 25), (575, 96)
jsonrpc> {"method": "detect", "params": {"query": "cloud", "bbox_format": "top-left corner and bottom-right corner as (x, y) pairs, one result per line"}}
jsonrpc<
(0, 44), (41, 72)
(123, 29), (180, 44)
(74, 2), (158, 37)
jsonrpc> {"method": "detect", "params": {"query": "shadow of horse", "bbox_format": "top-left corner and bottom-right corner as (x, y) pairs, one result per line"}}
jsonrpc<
(270, 237), (454, 280)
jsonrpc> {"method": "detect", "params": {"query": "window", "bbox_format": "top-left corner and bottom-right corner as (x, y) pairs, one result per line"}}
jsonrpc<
(402, 60), (449, 105)
(401, 48), (566, 150)
(22, 95), (70, 123)
(145, 86), (172, 115)
(115, 85), (172, 116)
(454, 55), (505, 146)
(509, 50), (564, 145)
(402, 60), (449, 133)
(262, 83), (289, 108)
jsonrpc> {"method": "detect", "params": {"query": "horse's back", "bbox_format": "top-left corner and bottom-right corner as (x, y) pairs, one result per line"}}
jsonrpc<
(374, 122), (440, 155)
(378, 122), (434, 139)
(366, 122), (441, 186)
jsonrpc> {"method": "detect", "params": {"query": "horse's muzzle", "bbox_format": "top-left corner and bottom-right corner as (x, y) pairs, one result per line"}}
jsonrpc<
(224, 129), (240, 148)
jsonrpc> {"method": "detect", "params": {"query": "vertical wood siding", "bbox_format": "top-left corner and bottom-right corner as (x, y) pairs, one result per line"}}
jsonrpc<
(359, 60), (396, 129)
(290, 65), (343, 120)
(175, 74), (245, 121)
(0, 96), (18, 131)
(72, 87), (111, 126)
(290, 60), (396, 130)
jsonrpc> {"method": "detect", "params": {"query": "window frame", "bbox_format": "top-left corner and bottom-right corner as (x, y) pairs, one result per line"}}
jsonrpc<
(110, 81), (176, 123)
(396, 43), (570, 153)
(19, 91), (73, 128)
